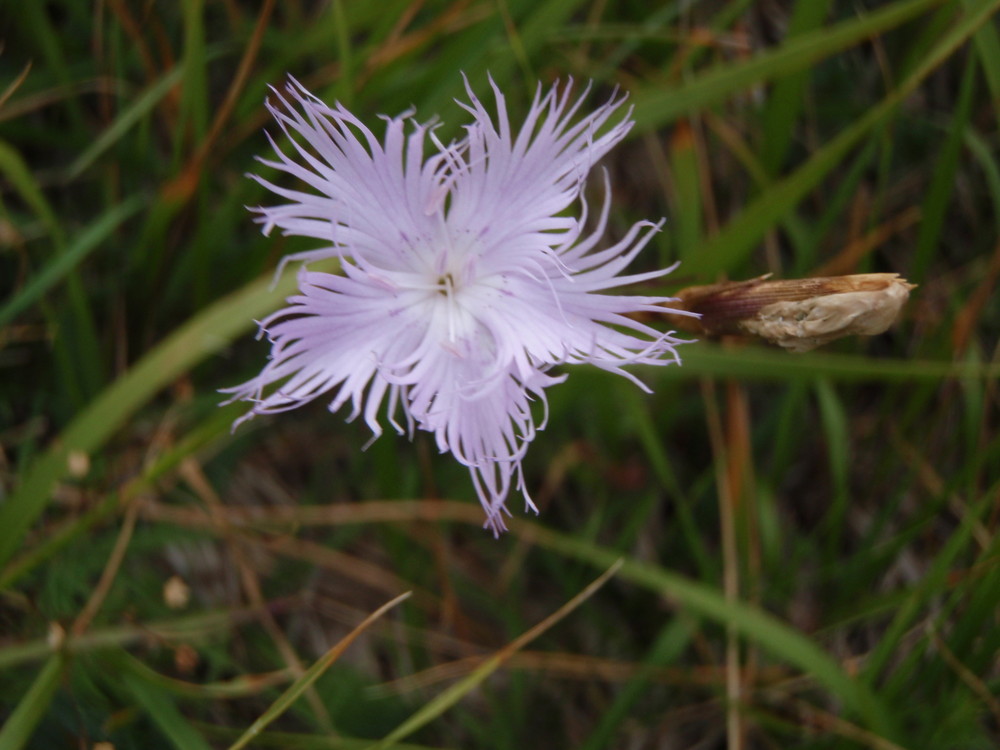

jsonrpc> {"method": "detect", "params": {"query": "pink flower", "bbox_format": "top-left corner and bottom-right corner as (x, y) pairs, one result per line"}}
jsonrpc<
(226, 76), (689, 534)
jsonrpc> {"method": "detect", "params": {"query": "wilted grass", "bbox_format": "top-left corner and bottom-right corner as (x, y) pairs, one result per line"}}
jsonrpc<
(2, 1), (999, 749)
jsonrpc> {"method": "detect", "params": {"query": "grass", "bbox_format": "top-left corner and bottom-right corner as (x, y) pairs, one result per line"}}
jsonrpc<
(2, 1), (999, 748)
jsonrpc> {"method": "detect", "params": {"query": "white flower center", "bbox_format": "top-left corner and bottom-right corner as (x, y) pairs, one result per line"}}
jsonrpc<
(431, 268), (477, 346)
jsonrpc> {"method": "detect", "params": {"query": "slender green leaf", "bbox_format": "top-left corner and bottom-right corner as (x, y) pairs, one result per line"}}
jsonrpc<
(580, 618), (693, 750)
(114, 662), (215, 750)
(373, 562), (622, 748)
(964, 0), (1000, 103)
(0, 654), (66, 750)
(631, 0), (944, 130)
(648, 343), (1000, 383)
(866, 487), (996, 689)
(0, 139), (61, 240)
(178, 0), (209, 151)
(0, 197), (143, 327)
(668, 124), (702, 263)
(760, 0), (833, 174)
(683, 0), (1000, 276)
(0, 402), (236, 590)
(965, 128), (1000, 222)
(228, 592), (411, 750)
(518, 526), (897, 738)
(0, 259), (337, 572)
(64, 67), (186, 181)
(815, 378), (850, 551)
(912, 54), (977, 281)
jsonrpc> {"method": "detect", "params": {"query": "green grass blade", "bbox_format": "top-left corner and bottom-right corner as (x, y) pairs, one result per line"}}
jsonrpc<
(372, 562), (623, 749)
(9, 4), (85, 129)
(683, 0), (1000, 277)
(760, 0), (833, 174)
(0, 138), (61, 241)
(911, 53), (977, 282)
(0, 139), (103, 406)
(668, 124), (703, 264)
(649, 343), (1000, 384)
(523, 526), (897, 738)
(178, 0), (209, 153)
(203, 726), (444, 750)
(228, 592), (411, 750)
(0, 609), (270, 673)
(964, 0), (1000, 103)
(0, 654), (66, 750)
(814, 379), (850, 552)
(64, 67), (186, 181)
(101, 650), (292, 700)
(0, 259), (337, 572)
(0, 197), (143, 327)
(114, 662), (215, 750)
(579, 618), (693, 750)
(864, 487), (996, 688)
(331, 0), (355, 106)
(631, 0), (943, 131)
(965, 128), (1000, 222)
(0, 402), (236, 590)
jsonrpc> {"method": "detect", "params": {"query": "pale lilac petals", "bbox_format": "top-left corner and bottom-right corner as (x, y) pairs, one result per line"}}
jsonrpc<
(228, 76), (693, 532)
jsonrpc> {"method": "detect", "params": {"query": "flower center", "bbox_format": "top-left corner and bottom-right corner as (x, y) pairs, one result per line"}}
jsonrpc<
(435, 272), (457, 297)
(431, 271), (469, 344)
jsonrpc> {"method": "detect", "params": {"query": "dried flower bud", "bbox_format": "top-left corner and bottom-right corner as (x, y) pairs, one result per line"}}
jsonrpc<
(667, 273), (915, 352)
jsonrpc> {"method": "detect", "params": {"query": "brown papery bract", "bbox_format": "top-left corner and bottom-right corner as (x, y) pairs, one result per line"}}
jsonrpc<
(662, 273), (916, 352)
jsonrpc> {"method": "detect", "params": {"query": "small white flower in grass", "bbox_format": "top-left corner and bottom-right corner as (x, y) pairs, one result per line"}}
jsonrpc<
(224, 75), (693, 535)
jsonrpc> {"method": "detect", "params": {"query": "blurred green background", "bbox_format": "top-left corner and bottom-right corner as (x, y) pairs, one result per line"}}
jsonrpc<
(2, 1), (999, 748)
